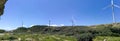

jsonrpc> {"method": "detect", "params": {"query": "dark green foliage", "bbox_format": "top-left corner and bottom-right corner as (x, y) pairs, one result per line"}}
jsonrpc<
(9, 36), (17, 40)
(9, 23), (120, 41)
(0, 36), (17, 40)
(0, 0), (7, 16)
(29, 25), (48, 33)
(13, 27), (28, 33)
(76, 33), (94, 41)
(111, 28), (120, 34)
(0, 29), (5, 33)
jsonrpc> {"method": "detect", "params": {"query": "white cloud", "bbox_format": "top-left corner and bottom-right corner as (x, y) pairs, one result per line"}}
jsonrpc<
(46, 24), (58, 26)
(50, 24), (58, 26)
(30, 24), (35, 27)
(60, 24), (64, 26)
(0, 27), (16, 31)
(23, 25), (27, 27)
(46, 24), (65, 27)
(30, 24), (65, 27)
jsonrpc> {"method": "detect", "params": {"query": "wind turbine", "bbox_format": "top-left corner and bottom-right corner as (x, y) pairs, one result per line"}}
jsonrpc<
(21, 16), (24, 27)
(71, 16), (75, 27)
(103, 0), (120, 23)
(48, 19), (51, 28)
(48, 19), (52, 33)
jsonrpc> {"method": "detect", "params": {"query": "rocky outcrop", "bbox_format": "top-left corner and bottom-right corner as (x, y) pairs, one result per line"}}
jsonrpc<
(0, 0), (7, 16)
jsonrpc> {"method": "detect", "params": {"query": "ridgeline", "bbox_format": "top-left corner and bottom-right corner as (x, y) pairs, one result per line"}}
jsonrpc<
(0, 23), (119, 41)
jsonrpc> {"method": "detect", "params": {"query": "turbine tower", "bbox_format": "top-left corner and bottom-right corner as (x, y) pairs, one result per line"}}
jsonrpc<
(103, 0), (120, 23)
(48, 19), (52, 33)
(21, 17), (24, 27)
(48, 19), (51, 28)
(111, 0), (116, 23)
(71, 16), (75, 27)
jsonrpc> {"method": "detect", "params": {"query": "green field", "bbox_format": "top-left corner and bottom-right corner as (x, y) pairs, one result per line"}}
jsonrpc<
(0, 34), (77, 41)
(93, 36), (120, 41)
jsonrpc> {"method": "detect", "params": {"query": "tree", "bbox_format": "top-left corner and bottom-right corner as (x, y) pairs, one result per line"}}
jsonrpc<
(0, 29), (5, 33)
(0, 0), (7, 16)
(76, 33), (94, 41)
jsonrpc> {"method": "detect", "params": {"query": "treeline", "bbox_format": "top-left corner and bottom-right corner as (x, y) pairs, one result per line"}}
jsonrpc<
(0, 29), (5, 33)
(11, 23), (120, 41)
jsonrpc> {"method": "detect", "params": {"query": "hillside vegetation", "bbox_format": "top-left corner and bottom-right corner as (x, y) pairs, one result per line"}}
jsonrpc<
(93, 36), (120, 41)
(0, 34), (77, 41)
(0, 23), (120, 41)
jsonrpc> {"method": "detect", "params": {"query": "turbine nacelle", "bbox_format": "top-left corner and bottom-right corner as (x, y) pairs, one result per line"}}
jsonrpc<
(103, 0), (120, 10)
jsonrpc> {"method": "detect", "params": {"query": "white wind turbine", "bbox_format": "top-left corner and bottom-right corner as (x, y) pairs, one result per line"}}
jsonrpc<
(103, 0), (120, 23)
(48, 19), (51, 27)
(21, 16), (24, 27)
(71, 16), (75, 27)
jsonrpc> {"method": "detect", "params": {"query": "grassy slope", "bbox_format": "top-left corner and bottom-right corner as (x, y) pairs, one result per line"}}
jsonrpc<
(2, 23), (120, 41)
(93, 36), (120, 41)
(93, 23), (120, 41)
(0, 34), (77, 41)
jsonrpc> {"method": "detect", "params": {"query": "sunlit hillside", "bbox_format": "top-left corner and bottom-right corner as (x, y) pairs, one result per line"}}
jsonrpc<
(0, 23), (120, 41)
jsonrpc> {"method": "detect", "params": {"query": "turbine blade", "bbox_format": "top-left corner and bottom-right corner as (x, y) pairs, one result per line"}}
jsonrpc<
(114, 4), (120, 8)
(102, 5), (111, 10)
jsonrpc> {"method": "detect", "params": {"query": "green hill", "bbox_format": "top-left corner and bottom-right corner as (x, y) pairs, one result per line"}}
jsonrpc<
(0, 23), (120, 41)
(9, 23), (119, 41)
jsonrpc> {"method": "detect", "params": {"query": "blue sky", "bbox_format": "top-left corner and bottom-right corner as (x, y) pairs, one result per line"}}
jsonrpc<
(0, 0), (120, 30)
